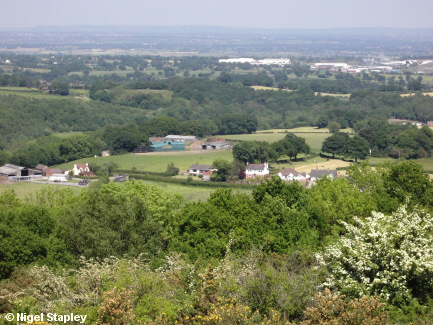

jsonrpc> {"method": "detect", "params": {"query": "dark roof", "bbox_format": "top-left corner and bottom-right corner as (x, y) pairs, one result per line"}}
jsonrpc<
(35, 164), (48, 170)
(278, 168), (300, 176)
(189, 164), (212, 170)
(246, 164), (266, 171)
(310, 169), (337, 178)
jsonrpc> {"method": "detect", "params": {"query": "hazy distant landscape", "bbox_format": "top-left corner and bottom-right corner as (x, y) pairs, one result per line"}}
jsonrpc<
(2, 26), (433, 57)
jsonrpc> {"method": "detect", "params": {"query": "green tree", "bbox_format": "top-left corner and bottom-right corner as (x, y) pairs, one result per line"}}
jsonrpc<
(316, 115), (329, 129)
(346, 136), (369, 162)
(380, 161), (433, 207)
(166, 162), (179, 176)
(56, 182), (183, 259)
(232, 141), (269, 164)
(328, 121), (341, 133)
(321, 132), (350, 158)
(211, 159), (231, 182)
(49, 79), (69, 96)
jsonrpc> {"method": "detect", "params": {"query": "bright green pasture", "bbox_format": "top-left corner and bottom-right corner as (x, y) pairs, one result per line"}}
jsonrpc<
(0, 87), (51, 99)
(256, 127), (353, 134)
(0, 182), (82, 199)
(139, 179), (252, 202)
(0, 87), (89, 100)
(224, 133), (287, 143)
(23, 68), (51, 73)
(55, 150), (234, 172)
(224, 131), (332, 152)
(0, 178), (248, 202)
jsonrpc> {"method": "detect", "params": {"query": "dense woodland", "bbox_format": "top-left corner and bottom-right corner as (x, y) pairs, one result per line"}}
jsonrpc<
(1, 54), (433, 324)
(1, 162), (433, 324)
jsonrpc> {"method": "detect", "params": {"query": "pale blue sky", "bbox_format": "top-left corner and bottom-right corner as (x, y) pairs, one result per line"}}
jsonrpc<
(1, 0), (433, 29)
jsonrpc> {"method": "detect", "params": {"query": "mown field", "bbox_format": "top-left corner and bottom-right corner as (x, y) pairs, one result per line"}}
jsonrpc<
(225, 127), (354, 152)
(0, 87), (90, 100)
(55, 149), (234, 173)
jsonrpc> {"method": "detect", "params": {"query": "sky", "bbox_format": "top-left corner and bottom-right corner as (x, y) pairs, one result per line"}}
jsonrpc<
(1, 0), (433, 30)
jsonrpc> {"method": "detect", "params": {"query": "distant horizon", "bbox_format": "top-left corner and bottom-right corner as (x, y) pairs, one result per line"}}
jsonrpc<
(1, 0), (433, 30)
(2, 25), (433, 32)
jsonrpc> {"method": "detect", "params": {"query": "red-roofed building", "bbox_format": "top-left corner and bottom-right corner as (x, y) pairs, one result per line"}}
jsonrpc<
(73, 163), (90, 176)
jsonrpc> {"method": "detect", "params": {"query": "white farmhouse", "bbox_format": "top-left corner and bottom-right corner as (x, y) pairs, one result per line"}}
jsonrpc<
(245, 162), (269, 179)
(277, 168), (309, 181)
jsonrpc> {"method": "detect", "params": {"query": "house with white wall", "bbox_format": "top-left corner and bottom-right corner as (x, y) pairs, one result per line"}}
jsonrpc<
(245, 162), (269, 179)
(277, 168), (309, 181)
(73, 163), (90, 176)
(310, 169), (337, 182)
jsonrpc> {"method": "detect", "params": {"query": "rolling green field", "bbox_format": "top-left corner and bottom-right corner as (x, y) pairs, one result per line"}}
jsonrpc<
(0, 87), (50, 99)
(0, 182), (82, 199)
(139, 179), (252, 201)
(0, 87), (89, 100)
(225, 131), (330, 152)
(0, 178), (248, 202)
(55, 150), (234, 172)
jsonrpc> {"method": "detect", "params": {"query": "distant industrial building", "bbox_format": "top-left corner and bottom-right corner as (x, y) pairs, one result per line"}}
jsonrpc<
(165, 135), (197, 142)
(219, 58), (291, 66)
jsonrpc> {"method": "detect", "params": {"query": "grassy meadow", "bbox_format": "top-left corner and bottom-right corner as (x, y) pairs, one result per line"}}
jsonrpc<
(139, 179), (252, 202)
(225, 127), (354, 152)
(0, 182), (82, 199)
(0, 87), (90, 100)
(55, 149), (234, 172)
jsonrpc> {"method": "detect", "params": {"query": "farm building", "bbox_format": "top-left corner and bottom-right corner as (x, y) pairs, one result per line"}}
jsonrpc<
(35, 164), (70, 177)
(165, 135), (197, 142)
(150, 140), (185, 152)
(0, 164), (41, 181)
(202, 141), (231, 150)
(35, 164), (50, 176)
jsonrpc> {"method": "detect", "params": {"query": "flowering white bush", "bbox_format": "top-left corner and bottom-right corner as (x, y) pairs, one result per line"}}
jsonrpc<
(317, 205), (433, 303)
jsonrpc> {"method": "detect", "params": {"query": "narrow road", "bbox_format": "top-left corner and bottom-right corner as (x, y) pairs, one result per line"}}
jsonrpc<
(30, 180), (87, 187)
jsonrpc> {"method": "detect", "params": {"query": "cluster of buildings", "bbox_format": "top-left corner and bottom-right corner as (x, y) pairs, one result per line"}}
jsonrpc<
(134, 135), (231, 153)
(310, 62), (399, 74)
(188, 162), (337, 182)
(219, 58), (291, 66)
(310, 59), (432, 75)
(0, 162), (93, 182)
(388, 119), (433, 129)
